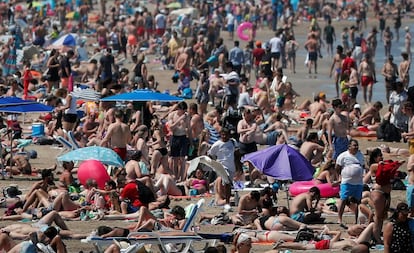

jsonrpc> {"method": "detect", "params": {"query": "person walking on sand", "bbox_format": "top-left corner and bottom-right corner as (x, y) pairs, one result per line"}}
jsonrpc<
(358, 54), (376, 105)
(330, 46), (345, 98)
(304, 33), (319, 75)
(328, 99), (350, 160)
(100, 109), (131, 161)
(405, 26), (412, 60)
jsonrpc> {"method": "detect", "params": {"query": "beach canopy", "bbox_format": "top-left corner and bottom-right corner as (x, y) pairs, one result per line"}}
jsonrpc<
(242, 144), (315, 181)
(188, 156), (231, 184)
(100, 89), (184, 102)
(57, 146), (124, 167)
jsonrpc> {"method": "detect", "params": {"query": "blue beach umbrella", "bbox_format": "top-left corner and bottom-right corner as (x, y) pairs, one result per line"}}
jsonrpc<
(0, 97), (36, 107)
(57, 146), (124, 167)
(51, 33), (78, 47)
(100, 89), (184, 102)
(0, 103), (53, 113)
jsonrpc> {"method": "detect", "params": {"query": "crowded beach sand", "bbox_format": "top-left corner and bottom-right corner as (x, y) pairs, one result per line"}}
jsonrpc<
(1, 0), (414, 252)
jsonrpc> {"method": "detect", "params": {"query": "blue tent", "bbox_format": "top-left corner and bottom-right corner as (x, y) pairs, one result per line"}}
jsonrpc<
(100, 89), (184, 102)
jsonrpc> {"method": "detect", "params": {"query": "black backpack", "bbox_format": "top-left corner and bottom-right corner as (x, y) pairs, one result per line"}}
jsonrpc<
(376, 119), (401, 142)
(136, 180), (155, 205)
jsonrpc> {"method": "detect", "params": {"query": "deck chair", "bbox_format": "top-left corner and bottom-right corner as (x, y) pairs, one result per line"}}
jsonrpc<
(67, 131), (81, 149)
(84, 199), (205, 253)
(55, 136), (75, 151)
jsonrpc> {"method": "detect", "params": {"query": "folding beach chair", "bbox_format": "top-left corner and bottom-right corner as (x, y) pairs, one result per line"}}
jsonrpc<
(83, 199), (205, 253)
(67, 131), (81, 149)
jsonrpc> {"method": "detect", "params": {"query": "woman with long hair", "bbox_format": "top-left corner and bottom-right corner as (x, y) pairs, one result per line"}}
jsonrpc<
(366, 148), (387, 243)
(149, 117), (169, 175)
(383, 202), (413, 253)
(46, 49), (60, 93)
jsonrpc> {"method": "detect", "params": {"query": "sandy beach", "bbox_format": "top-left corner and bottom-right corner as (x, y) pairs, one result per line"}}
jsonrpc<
(1, 1), (414, 252)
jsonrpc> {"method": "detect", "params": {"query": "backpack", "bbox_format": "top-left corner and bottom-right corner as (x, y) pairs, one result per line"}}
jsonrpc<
(375, 160), (403, 186)
(136, 180), (155, 205)
(294, 227), (315, 242)
(376, 119), (401, 142)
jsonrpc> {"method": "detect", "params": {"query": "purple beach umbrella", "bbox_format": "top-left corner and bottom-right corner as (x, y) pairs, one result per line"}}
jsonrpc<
(242, 144), (315, 181)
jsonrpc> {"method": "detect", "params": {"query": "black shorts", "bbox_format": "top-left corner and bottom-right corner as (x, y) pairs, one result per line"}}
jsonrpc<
(239, 142), (257, 155)
(63, 113), (78, 123)
(308, 52), (318, 61)
(350, 86), (358, 99)
(157, 147), (168, 156)
(271, 52), (281, 59)
(170, 135), (189, 157)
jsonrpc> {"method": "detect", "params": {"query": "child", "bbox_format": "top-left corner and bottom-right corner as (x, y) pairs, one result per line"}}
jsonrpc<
(340, 72), (350, 105)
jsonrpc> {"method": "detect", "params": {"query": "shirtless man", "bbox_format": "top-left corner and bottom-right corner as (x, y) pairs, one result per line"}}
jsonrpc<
(358, 54), (376, 104)
(405, 26), (412, 60)
(101, 109), (131, 161)
(208, 69), (225, 106)
(96, 22), (108, 49)
(309, 93), (328, 128)
(189, 103), (204, 159)
(231, 190), (261, 226)
(297, 119), (313, 144)
(401, 102), (414, 142)
(399, 52), (410, 88)
(290, 187), (321, 223)
(381, 55), (399, 103)
(330, 45), (345, 98)
(237, 108), (257, 156)
(359, 101), (382, 128)
(300, 132), (325, 167)
(168, 101), (192, 182)
(304, 34), (319, 75)
(406, 154), (414, 216)
(328, 99), (349, 159)
(6, 154), (32, 175)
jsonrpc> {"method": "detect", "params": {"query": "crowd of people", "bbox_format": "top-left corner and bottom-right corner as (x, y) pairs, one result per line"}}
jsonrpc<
(1, 0), (414, 252)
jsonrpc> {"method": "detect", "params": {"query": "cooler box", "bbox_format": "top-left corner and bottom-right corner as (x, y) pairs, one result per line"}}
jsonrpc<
(32, 123), (45, 137)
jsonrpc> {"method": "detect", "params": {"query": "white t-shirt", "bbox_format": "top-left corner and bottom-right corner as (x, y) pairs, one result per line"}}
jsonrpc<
(269, 36), (282, 53)
(226, 13), (235, 26)
(155, 14), (166, 29)
(336, 150), (365, 185)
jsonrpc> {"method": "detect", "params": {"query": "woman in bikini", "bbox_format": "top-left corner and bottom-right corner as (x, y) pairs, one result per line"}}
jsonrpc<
(149, 117), (169, 175)
(186, 167), (209, 195)
(366, 148), (388, 244)
(254, 212), (323, 231)
(315, 160), (340, 186)
(134, 125), (150, 169)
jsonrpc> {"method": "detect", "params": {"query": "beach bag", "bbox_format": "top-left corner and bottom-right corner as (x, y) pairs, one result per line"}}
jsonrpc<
(181, 88), (193, 99)
(392, 178), (406, 190)
(375, 160), (403, 186)
(136, 180), (155, 205)
(294, 227), (315, 242)
(376, 120), (401, 142)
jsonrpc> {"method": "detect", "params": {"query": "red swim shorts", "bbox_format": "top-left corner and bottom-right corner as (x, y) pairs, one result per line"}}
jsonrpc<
(361, 76), (374, 87)
(314, 240), (330, 250)
(113, 147), (127, 161)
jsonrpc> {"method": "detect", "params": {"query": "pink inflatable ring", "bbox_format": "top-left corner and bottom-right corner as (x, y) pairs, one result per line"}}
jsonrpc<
(237, 22), (253, 41)
(289, 181), (339, 198)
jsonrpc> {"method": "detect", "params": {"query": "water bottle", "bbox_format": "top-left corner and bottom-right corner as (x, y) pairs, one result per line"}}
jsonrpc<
(353, 118), (359, 129)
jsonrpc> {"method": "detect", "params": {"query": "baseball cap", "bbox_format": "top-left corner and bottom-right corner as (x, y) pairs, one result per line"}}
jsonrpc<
(255, 40), (262, 47)
(354, 104), (361, 109)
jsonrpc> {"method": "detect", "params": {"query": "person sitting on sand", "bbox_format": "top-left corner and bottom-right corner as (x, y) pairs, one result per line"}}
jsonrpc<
(231, 191), (261, 226)
(5, 153), (33, 175)
(290, 187), (322, 223)
(299, 132), (326, 167)
(314, 159), (340, 186)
